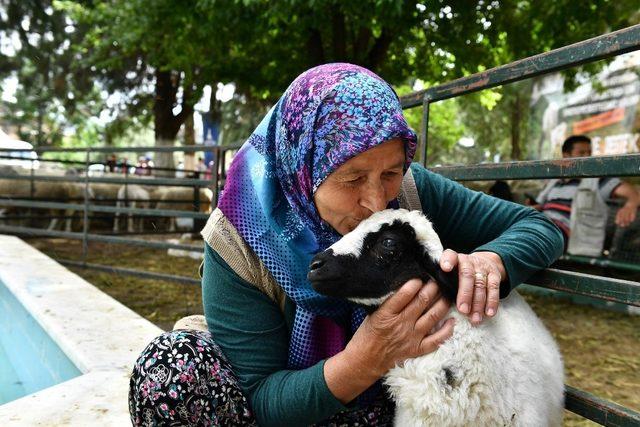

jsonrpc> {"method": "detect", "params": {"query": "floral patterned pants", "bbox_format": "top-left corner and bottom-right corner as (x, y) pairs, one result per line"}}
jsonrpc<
(129, 330), (394, 426)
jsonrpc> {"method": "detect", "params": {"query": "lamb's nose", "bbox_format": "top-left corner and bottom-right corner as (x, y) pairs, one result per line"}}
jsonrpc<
(309, 258), (325, 271)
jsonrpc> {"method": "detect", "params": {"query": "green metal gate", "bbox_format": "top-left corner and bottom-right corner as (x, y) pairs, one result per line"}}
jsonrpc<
(399, 24), (640, 426)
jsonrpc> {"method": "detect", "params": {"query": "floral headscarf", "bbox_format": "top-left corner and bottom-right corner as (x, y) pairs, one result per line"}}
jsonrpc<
(217, 63), (417, 369)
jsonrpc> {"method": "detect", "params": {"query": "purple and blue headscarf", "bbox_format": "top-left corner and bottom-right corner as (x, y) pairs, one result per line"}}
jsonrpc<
(217, 63), (417, 369)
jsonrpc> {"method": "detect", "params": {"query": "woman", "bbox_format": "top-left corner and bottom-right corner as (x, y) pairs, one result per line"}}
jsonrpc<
(129, 64), (564, 426)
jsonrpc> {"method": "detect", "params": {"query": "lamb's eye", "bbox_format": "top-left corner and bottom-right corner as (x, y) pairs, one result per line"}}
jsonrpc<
(381, 238), (397, 250)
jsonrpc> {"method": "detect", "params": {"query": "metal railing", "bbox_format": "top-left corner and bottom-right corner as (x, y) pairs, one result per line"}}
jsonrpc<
(398, 23), (640, 426)
(0, 144), (242, 285)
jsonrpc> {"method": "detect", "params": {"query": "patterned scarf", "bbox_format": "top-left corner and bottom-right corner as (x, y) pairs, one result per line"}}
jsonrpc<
(217, 63), (417, 369)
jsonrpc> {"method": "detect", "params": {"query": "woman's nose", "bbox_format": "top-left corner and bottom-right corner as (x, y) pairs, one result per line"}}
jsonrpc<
(360, 181), (387, 212)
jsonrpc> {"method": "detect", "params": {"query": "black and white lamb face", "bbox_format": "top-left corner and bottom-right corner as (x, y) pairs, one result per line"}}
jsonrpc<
(308, 209), (458, 308)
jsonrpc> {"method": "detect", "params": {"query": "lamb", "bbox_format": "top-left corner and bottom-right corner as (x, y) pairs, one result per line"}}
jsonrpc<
(307, 209), (564, 427)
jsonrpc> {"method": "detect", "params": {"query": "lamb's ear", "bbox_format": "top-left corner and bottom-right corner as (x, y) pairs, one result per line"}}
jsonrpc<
(421, 254), (459, 302)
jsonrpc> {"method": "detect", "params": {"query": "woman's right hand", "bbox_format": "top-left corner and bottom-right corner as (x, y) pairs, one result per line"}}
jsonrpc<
(348, 278), (455, 377)
(324, 279), (454, 403)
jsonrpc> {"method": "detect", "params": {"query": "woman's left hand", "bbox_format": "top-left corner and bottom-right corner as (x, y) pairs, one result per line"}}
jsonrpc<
(439, 249), (506, 325)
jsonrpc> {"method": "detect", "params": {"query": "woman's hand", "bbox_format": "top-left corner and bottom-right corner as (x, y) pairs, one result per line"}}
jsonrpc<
(324, 279), (455, 403)
(439, 249), (506, 324)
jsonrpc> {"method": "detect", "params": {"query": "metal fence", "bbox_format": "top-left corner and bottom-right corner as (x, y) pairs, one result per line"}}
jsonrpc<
(0, 144), (241, 284)
(398, 23), (640, 425)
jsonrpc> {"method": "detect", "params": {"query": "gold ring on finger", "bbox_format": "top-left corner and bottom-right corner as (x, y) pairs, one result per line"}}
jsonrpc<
(474, 272), (487, 282)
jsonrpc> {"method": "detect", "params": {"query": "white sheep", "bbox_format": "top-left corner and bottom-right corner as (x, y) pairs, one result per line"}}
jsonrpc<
(113, 184), (152, 233)
(44, 182), (94, 232)
(152, 186), (213, 232)
(0, 175), (92, 232)
(308, 209), (564, 427)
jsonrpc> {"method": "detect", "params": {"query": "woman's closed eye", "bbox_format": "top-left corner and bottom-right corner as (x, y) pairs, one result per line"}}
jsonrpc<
(340, 176), (365, 187)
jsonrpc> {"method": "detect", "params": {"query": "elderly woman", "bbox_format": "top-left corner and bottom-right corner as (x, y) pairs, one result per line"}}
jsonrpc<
(129, 64), (564, 426)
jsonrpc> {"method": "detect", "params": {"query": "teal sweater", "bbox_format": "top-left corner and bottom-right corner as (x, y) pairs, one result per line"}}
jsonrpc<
(202, 163), (564, 426)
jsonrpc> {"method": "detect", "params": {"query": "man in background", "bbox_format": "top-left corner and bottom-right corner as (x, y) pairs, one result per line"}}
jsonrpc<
(534, 135), (639, 254)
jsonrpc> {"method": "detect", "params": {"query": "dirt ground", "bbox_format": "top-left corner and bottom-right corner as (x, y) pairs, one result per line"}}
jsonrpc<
(520, 291), (640, 426)
(25, 237), (640, 426)
(27, 237), (204, 331)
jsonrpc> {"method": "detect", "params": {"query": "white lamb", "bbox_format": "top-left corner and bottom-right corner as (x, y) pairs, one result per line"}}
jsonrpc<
(113, 184), (151, 233)
(307, 209), (564, 427)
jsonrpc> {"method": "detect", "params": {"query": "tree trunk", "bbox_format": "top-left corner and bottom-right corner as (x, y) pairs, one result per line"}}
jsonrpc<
(365, 29), (393, 71)
(306, 29), (325, 66)
(153, 69), (193, 176)
(354, 27), (372, 60)
(183, 111), (196, 176)
(332, 11), (347, 60)
(184, 112), (195, 145)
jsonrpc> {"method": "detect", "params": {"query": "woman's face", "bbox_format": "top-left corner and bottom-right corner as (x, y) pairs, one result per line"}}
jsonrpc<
(314, 139), (406, 235)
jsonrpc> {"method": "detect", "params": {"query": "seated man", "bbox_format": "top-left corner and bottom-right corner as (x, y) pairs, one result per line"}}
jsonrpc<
(535, 135), (639, 254)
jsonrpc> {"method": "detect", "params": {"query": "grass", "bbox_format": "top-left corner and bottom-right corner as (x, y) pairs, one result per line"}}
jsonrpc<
(25, 237), (640, 425)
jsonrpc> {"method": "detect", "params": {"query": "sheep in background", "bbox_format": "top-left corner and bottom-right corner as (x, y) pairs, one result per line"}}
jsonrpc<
(89, 182), (122, 204)
(0, 174), (91, 232)
(113, 184), (151, 233)
(43, 182), (94, 232)
(308, 209), (564, 427)
(152, 186), (213, 232)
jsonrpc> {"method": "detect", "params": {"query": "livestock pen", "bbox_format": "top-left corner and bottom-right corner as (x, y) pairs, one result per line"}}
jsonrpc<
(0, 25), (639, 426)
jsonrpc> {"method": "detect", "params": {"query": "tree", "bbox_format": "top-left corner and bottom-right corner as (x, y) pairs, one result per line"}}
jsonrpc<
(6, 0), (639, 164)
(452, 0), (640, 161)
(0, 0), (102, 146)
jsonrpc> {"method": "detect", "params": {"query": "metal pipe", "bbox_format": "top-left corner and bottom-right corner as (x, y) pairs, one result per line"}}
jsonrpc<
(0, 225), (203, 252)
(559, 255), (640, 274)
(58, 259), (200, 285)
(429, 154), (640, 181)
(526, 268), (640, 307)
(401, 24), (640, 108)
(0, 199), (210, 219)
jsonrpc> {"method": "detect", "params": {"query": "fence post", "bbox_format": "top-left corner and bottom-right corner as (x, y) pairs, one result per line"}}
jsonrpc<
(81, 148), (90, 265)
(219, 147), (226, 190)
(192, 168), (201, 234)
(124, 159), (129, 210)
(29, 157), (35, 227)
(420, 95), (431, 167)
(212, 146), (221, 207)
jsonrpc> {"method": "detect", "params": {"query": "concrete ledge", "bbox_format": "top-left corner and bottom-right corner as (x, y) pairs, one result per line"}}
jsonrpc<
(0, 235), (163, 425)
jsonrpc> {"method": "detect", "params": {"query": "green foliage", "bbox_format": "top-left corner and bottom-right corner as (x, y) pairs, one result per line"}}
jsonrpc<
(2, 0), (639, 156)
(0, 0), (103, 146)
(396, 83), (469, 165)
(452, 0), (640, 161)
